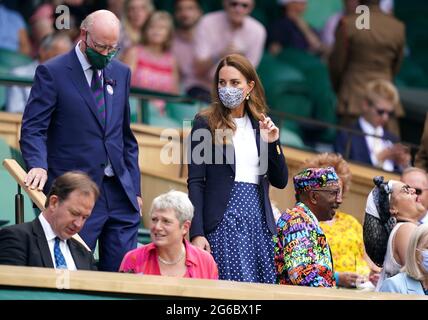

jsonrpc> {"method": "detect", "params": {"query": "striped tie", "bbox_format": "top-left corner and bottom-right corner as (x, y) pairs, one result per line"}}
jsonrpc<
(91, 68), (106, 125)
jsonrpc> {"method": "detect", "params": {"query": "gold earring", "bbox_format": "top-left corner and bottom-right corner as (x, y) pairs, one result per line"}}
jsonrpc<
(245, 94), (250, 101)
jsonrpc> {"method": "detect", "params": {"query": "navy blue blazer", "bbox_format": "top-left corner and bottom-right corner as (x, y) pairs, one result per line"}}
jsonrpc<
(0, 219), (97, 270)
(334, 121), (401, 173)
(187, 114), (288, 240)
(20, 49), (140, 211)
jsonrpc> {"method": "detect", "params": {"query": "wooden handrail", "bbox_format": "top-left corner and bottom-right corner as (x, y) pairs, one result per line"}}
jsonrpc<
(2, 159), (91, 251)
(0, 265), (425, 300)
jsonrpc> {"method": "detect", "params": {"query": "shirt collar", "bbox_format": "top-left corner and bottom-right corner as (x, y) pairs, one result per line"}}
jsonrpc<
(296, 202), (319, 225)
(75, 40), (92, 72)
(359, 117), (384, 136)
(38, 213), (59, 242)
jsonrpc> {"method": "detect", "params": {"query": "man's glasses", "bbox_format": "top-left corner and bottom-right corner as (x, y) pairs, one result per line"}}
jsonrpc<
(368, 101), (395, 117)
(86, 32), (120, 55)
(311, 189), (341, 198)
(414, 188), (428, 196)
(229, 1), (250, 9)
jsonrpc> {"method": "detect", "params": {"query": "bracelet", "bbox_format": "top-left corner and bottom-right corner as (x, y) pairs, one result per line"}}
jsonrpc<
(334, 271), (339, 286)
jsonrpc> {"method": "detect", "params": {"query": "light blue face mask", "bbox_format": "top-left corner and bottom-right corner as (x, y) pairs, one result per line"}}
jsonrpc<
(420, 249), (428, 273)
(218, 87), (245, 109)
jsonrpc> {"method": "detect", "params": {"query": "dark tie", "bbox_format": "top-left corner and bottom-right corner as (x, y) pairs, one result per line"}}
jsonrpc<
(91, 68), (106, 126)
(54, 237), (68, 269)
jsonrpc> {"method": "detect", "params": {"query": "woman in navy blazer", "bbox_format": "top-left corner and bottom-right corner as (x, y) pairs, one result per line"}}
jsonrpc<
(187, 54), (288, 283)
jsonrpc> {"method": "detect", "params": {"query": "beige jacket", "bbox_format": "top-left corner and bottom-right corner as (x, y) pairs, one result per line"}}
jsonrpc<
(329, 6), (405, 117)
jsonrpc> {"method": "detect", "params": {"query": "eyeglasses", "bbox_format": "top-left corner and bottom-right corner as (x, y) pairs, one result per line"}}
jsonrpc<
(86, 32), (120, 55)
(229, 1), (250, 9)
(368, 100), (395, 117)
(414, 188), (428, 196)
(311, 188), (341, 198)
(374, 108), (395, 117)
(399, 184), (416, 195)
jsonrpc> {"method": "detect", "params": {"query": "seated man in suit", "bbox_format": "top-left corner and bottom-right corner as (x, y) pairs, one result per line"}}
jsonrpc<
(0, 171), (99, 270)
(335, 79), (410, 173)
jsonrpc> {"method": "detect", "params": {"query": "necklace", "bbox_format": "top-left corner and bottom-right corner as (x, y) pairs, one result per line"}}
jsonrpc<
(158, 245), (186, 265)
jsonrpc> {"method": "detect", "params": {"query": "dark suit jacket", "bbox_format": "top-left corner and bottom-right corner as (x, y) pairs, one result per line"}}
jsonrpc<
(334, 121), (401, 172)
(20, 49), (140, 211)
(187, 114), (288, 239)
(0, 219), (97, 270)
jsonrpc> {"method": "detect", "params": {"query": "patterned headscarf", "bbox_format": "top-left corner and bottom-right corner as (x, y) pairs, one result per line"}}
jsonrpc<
(293, 167), (339, 194)
(363, 176), (398, 267)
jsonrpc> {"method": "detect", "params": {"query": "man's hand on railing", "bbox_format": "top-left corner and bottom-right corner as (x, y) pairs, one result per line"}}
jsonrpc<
(24, 168), (47, 191)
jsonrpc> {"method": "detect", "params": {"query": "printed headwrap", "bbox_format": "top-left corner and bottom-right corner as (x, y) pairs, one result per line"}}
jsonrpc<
(293, 167), (339, 194)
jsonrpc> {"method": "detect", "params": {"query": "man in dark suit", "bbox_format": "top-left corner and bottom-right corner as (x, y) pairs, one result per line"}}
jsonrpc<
(0, 171), (99, 270)
(334, 79), (410, 173)
(20, 10), (142, 271)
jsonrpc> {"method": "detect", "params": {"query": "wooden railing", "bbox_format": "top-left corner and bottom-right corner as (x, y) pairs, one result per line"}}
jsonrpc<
(0, 265), (424, 300)
(2, 158), (90, 251)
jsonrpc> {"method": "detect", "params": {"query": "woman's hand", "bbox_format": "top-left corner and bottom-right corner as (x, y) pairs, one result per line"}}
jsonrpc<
(259, 114), (279, 143)
(191, 236), (211, 253)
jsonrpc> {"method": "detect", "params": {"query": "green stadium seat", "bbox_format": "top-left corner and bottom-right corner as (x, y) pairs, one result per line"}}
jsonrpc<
(165, 102), (200, 123)
(277, 48), (337, 143)
(279, 127), (307, 149)
(303, 0), (342, 30)
(145, 100), (181, 128)
(0, 170), (37, 227)
(0, 49), (32, 70)
(257, 52), (307, 104)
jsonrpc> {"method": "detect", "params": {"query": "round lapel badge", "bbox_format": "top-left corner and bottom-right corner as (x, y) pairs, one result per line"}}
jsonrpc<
(106, 84), (114, 95)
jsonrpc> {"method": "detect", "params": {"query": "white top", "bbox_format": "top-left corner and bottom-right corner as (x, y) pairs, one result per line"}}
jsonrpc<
(376, 222), (404, 291)
(38, 214), (77, 270)
(232, 113), (259, 185)
(359, 117), (394, 172)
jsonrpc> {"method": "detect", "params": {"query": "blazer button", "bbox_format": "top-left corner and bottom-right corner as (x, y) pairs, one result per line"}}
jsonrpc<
(264, 174), (268, 179)
(230, 175), (234, 179)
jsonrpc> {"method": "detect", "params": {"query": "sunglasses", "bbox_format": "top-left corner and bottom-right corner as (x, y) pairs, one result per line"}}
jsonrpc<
(368, 101), (395, 117)
(374, 108), (395, 117)
(229, 1), (250, 9)
(414, 188), (428, 196)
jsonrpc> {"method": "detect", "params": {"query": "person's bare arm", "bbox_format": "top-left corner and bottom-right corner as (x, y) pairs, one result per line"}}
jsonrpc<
(394, 223), (418, 266)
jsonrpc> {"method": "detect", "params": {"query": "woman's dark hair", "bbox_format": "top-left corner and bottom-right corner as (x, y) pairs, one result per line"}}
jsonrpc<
(363, 176), (396, 267)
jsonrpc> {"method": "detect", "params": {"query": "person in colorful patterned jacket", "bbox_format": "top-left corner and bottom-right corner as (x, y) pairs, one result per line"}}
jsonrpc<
(273, 167), (340, 287)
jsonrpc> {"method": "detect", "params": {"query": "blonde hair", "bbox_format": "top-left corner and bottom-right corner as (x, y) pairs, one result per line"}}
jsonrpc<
(142, 11), (174, 51)
(301, 153), (352, 194)
(122, 0), (154, 44)
(200, 54), (268, 144)
(365, 79), (399, 107)
(403, 224), (428, 280)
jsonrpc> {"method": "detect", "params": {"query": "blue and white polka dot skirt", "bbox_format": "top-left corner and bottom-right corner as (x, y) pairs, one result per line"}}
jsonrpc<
(206, 181), (276, 283)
